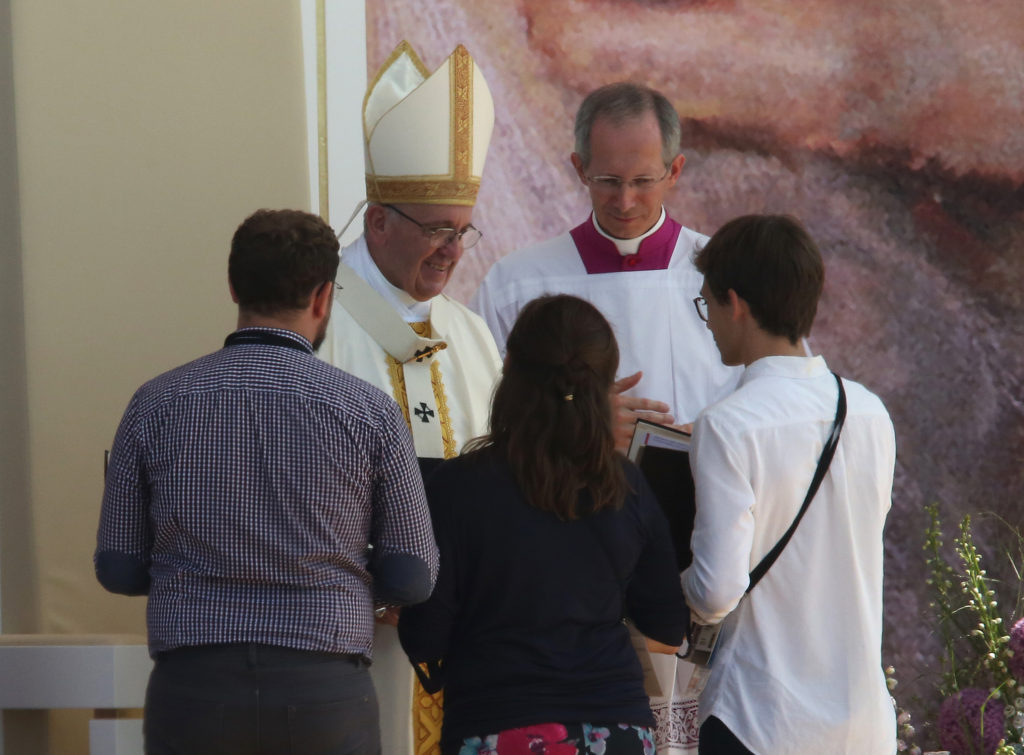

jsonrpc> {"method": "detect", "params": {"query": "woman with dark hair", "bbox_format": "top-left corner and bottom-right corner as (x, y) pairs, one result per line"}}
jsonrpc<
(399, 294), (688, 755)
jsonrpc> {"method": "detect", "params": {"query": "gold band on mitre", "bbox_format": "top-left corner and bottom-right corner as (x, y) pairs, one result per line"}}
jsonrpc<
(363, 42), (494, 207)
(364, 176), (482, 206)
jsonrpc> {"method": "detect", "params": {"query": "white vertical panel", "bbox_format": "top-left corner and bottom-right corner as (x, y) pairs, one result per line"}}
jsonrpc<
(301, 0), (367, 242)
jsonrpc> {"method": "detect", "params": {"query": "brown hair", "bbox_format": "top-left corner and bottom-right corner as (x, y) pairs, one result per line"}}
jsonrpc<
(229, 209), (340, 316)
(468, 295), (626, 519)
(574, 82), (681, 169)
(694, 214), (824, 344)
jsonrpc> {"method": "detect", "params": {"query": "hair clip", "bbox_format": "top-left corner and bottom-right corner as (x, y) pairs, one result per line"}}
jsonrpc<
(564, 393), (574, 401)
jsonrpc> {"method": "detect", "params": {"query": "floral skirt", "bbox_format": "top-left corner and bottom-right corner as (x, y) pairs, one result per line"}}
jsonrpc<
(454, 722), (657, 755)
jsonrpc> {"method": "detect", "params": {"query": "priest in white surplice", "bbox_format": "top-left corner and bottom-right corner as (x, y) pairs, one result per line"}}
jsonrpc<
(472, 82), (742, 754)
(319, 41), (501, 755)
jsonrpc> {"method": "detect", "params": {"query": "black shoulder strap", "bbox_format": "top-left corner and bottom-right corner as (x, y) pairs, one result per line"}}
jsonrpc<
(745, 371), (847, 594)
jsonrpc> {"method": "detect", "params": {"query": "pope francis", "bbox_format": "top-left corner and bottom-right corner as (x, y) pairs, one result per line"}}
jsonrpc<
(318, 41), (501, 755)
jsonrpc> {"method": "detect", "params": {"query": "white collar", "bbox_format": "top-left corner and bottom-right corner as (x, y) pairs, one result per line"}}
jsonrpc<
(592, 207), (667, 256)
(740, 354), (828, 387)
(342, 236), (433, 323)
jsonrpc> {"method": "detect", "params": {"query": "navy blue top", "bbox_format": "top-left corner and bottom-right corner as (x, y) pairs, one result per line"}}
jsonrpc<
(398, 448), (688, 746)
(96, 327), (438, 658)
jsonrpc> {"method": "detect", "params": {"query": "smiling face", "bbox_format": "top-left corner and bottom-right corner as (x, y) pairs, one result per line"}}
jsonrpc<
(367, 203), (475, 301)
(572, 111), (683, 239)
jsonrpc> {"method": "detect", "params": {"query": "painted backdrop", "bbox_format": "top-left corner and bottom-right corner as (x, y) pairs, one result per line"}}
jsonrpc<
(366, 0), (1024, 743)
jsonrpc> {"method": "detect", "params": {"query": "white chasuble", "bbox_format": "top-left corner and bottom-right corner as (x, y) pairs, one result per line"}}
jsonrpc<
(319, 235), (501, 755)
(320, 236), (500, 460)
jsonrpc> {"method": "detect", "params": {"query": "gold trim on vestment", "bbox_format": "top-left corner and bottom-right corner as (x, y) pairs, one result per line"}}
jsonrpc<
(386, 320), (450, 435)
(387, 356), (411, 428)
(414, 683), (444, 755)
(413, 319), (452, 755)
(431, 360), (457, 459)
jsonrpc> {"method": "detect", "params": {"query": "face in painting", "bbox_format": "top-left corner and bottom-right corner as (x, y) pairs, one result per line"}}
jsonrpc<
(573, 110), (683, 240)
(372, 203), (475, 301)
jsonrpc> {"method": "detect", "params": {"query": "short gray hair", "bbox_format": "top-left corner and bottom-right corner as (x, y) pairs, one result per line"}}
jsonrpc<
(573, 82), (681, 169)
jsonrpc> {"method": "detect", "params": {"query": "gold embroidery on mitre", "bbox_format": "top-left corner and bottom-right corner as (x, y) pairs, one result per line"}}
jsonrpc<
(413, 679), (443, 755)
(365, 44), (481, 207)
(363, 41), (431, 208)
(363, 40), (430, 121)
(366, 177), (481, 206)
(430, 360), (457, 459)
(450, 45), (472, 183)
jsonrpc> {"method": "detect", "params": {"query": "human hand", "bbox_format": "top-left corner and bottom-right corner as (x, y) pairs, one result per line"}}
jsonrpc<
(611, 371), (674, 452)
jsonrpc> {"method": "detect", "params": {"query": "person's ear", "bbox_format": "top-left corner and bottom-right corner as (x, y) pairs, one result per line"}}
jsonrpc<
(570, 153), (588, 185)
(364, 204), (389, 244)
(666, 153), (686, 187)
(311, 280), (334, 320)
(727, 289), (749, 322)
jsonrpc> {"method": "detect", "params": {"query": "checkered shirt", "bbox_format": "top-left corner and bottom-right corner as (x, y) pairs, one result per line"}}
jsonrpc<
(96, 327), (437, 658)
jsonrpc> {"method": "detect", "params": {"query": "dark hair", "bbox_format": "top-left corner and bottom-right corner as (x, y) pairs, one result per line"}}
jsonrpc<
(694, 214), (824, 344)
(468, 295), (626, 520)
(228, 209), (340, 315)
(574, 82), (681, 168)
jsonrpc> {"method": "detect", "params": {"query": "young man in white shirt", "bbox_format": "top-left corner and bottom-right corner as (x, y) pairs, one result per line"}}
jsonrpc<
(682, 215), (897, 755)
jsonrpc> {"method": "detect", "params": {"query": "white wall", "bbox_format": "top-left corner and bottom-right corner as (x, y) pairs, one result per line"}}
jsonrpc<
(2, 1), (368, 750)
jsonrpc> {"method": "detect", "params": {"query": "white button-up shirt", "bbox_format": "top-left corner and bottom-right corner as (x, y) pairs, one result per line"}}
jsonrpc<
(682, 355), (897, 755)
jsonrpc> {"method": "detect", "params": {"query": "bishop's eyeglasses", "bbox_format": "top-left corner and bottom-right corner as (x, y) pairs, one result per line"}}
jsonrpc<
(384, 204), (483, 249)
(583, 167), (671, 194)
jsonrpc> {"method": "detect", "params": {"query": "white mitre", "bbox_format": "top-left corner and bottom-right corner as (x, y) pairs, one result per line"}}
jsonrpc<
(363, 41), (495, 206)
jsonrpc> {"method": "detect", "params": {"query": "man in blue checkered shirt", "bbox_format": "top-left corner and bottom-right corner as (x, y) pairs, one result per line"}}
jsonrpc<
(95, 208), (438, 754)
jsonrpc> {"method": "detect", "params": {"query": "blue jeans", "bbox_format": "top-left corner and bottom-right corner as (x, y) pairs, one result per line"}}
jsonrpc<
(144, 643), (380, 755)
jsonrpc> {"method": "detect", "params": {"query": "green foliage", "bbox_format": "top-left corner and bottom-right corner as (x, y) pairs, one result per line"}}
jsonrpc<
(923, 503), (1024, 749)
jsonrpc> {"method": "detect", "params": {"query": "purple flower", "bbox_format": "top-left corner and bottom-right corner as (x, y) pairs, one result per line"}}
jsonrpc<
(1008, 617), (1024, 682)
(938, 688), (1006, 755)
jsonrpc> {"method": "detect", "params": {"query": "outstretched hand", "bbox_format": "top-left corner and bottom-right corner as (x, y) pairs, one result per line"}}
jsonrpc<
(611, 371), (674, 452)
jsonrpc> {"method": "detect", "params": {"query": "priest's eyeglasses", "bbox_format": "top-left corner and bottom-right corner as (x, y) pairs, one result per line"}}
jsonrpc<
(584, 167), (671, 194)
(693, 296), (709, 322)
(384, 204), (483, 249)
